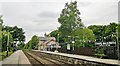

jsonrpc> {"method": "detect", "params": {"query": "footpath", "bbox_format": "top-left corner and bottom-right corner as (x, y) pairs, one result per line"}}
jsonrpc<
(1, 50), (31, 66)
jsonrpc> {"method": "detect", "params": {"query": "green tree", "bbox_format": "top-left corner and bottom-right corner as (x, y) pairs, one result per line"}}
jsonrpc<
(88, 23), (118, 42)
(2, 26), (25, 45)
(17, 42), (25, 50)
(0, 16), (3, 52)
(88, 25), (103, 42)
(31, 35), (39, 49)
(116, 24), (120, 48)
(24, 43), (29, 49)
(50, 30), (60, 39)
(50, 30), (65, 43)
(58, 1), (84, 36)
(105, 23), (117, 42)
(2, 31), (13, 51)
(0, 16), (3, 31)
(74, 28), (95, 47)
(0, 16), (14, 52)
(11, 26), (25, 43)
(24, 35), (39, 50)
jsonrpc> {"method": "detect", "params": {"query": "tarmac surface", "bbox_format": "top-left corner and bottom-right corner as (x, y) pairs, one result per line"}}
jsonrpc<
(2, 50), (31, 64)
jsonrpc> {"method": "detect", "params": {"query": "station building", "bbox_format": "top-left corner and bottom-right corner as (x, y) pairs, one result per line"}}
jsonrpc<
(37, 35), (59, 51)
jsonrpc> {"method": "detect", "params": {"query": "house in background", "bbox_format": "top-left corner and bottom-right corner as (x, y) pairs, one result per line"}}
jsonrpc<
(37, 34), (59, 51)
(38, 37), (47, 50)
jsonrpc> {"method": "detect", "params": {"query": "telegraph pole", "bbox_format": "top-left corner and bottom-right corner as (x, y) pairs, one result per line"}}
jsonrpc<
(118, 2), (120, 65)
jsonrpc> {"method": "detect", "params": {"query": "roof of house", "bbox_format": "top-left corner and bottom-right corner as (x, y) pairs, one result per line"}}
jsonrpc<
(39, 37), (47, 41)
(41, 38), (59, 46)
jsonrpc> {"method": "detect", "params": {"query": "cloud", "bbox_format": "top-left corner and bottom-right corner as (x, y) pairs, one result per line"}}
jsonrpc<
(37, 11), (59, 18)
(1, 0), (119, 42)
(119, 2), (120, 22)
(0, 0), (72, 2)
(78, 2), (118, 26)
(78, 2), (92, 7)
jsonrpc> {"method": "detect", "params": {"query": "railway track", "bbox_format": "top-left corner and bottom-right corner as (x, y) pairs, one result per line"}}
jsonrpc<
(31, 51), (71, 64)
(24, 51), (45, 66)
(24, 51), (71, 66)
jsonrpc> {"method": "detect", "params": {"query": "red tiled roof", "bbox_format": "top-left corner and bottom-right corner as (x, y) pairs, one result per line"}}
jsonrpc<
(41, 39), (56, 45)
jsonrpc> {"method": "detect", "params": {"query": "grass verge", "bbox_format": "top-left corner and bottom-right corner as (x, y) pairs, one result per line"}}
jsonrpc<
(0, 51), (13, 61)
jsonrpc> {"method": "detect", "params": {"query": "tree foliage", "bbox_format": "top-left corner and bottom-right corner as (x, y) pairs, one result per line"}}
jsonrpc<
(0, 16), (3, 26)
(2, 26), (25, 43)
(116, 24), (120, 46)
(49, 1), (95, 48)
(2, 31), (13, 51)
(0, 16), (3, 52)
(58, 1), (84, 36)
(88, 23), (118, 42)
(74, 28), (95, 47)
(1, 16), (25, 51)
(24, 35), (39, 50)
(17, 42), (25, 50)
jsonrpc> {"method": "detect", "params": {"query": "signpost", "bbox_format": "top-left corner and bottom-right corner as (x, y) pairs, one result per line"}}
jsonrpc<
(67, 44), (70, 50)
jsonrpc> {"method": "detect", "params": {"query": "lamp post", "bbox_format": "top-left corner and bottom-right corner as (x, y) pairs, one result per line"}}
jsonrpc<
(71, 37), (76, 54)
(80, 27), (85, 47)
(72, 38), (75, 51)
(55, 33), (59, 52)
(6, 32), (9, 57)
(100, 26), (104, 46)
(82, 27), (84, 47)
(68, 36), (75, 54)
(116, 31), (119, 61)
(67, 43), (70, 53)
(57, 34), (59, 43)
(104, 37), (106, 46)
(68, 36), (72, 54)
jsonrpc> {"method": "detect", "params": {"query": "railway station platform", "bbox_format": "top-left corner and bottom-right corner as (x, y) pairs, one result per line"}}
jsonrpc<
(1, 50), (120, 66)
(2, 50), (31, 65)
(41, 51), (119, 65)
(38, 50), (120, 66)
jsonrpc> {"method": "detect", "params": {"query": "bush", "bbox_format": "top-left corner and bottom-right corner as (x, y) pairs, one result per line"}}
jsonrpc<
(58, 47), (95, 56)
(1, 51), (13, 60)
(95, 47), (105, 54)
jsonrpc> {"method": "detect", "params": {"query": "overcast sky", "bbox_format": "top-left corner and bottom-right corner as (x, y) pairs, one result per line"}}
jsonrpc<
(0, 0), (119, 42)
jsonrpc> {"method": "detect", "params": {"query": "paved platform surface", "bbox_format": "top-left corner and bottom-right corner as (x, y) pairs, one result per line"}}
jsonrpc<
(39, 50), (120, 65)
(2, 50), (31, 64)
(0, 61), (2, 66)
